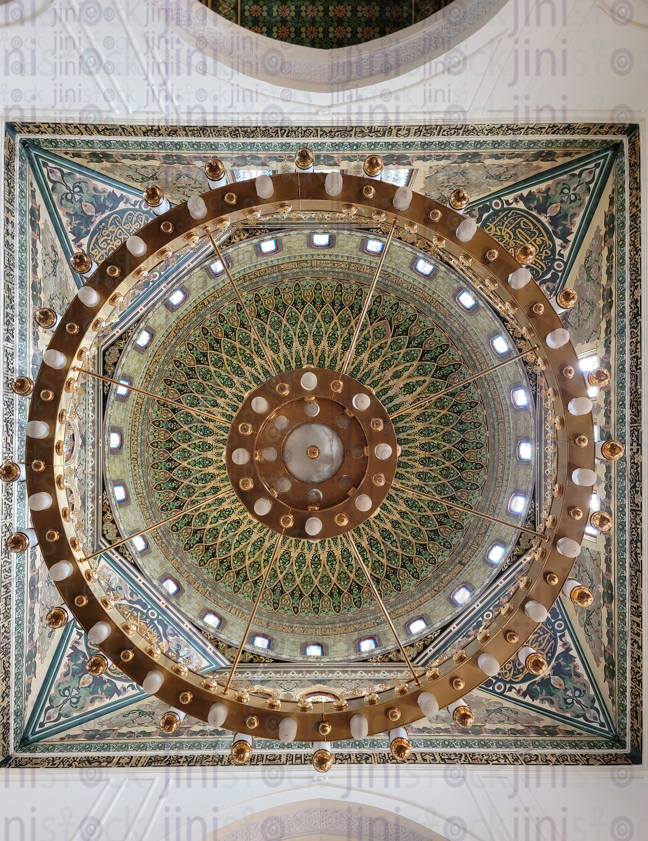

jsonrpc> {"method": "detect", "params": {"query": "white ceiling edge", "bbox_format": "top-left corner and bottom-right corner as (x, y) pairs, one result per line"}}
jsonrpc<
(0, 0), (646, 125)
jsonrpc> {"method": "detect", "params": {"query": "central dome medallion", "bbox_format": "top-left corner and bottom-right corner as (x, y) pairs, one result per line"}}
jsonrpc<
(227, 367), (398, 539)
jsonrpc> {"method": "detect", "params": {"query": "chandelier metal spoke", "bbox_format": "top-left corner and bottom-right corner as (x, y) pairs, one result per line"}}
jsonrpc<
(341, 219), (397, 376)
(391, 481), (548, 540)
(207, 229), (278, 377)
(72, 366), (232, 426)
(221, 533), (284, 694)
(345, 533), (421, 685)
(83, 487), (234, 562)
(390, 347), (538, 421)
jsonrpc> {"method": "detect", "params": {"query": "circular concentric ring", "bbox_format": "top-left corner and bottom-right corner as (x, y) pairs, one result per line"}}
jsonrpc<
(22, 171), (596, 744)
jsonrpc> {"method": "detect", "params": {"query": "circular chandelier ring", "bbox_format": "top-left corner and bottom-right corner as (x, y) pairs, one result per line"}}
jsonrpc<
(24, 172), (595, 743)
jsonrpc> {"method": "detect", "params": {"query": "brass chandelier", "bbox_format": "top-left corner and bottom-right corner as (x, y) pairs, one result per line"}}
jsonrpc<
(4, 149), (622, 771)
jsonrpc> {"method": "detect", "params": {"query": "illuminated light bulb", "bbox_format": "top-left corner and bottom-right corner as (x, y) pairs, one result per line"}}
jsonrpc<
(455, 217), (477, 242)
(43, 349), (67, 369)
(508, 268), (531, 289)
(78, 285), (100, 307)
(546, 328), (570, 349)
(557, 537), (581, 558)
(187, 194), (208, 219)
(49, 560), (73, 581)
(355, 494), (372, 512)
(393, 187), (412, 211)
(254, 498), (272, 516)
(28, 492), (53, 511)
(142, 670), (164, 694)
(477, 652), (500, 677)
(26, 420), (50, 438)
(279, 717), (298, 743)
(571, 468), (597, 487)
(350, 714), (368, 739)
(417, 692), (439, 719)
(305, 517), (323, 537)
(208, 702), (228, 728)
(88, 621), (111, 645)
(524, 600), (549, 623)
(568, 397), (593, 416)
(126, 235), (147, 257)
(255, 175), (274, 199)
(325, 171), (343, 196)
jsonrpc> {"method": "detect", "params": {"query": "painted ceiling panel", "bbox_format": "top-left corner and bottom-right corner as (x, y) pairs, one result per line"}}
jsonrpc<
(1, 123), (638, 767)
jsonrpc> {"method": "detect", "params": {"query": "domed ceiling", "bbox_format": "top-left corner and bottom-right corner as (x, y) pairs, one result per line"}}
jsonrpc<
(104, 230), (535, 660)
(0, 121), (639, 768)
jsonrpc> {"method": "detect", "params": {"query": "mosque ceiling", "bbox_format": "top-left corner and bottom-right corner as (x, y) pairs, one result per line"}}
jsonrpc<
(197, 0), (450, 49)
(0, 122), (640, 766)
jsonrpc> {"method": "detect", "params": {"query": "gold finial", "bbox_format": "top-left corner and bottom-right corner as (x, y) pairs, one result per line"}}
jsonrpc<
(363, 155), (384, 178)
(46, 607), (69, 629)
(86, 654), (109, 676)
(570, 585), (594, 608)
(516, 244), (536, 264)
(70, 252), (92, 274)
(205, 158), (226, 181)
(11, 376), (33, 396)
(525, 651), (548, 675)
(390, 736), (412, 761)
(504, 630), (519, 644)
(143, 184), (164, 207)
(280, 514), (295, 528)
(590, 511), (612, 532)
(334, 513), (349, 527)
(295, 148), (315, 170)
(245, 715), (259, 729)
(231, 739), (253, 765)
(318, 721), (332, 737)
(452, 705), (474, 728)
(387, 707), (401, 722)
(544, 572), (559, 586)
(35, 308), (58, 328)
(556, 289), (578, 309)
(276, 382), (290, 396)
(0, 462), (21, 483)
(239, 477), (254, 491)
(160, 710), (181, 735)
(449, 188), (469, 209)
(601, 440), (624, 461)
(531, 302), (545, 315)
(312, 747), (334, 773)
(588, 368), (611, 388)
(6, 532), (29, 553)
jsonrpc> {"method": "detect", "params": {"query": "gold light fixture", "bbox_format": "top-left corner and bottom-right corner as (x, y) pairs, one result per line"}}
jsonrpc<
(18, 160), (613, 752)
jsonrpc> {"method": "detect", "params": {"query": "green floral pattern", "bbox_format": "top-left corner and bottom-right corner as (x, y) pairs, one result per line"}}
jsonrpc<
(145, 279), (488, 617)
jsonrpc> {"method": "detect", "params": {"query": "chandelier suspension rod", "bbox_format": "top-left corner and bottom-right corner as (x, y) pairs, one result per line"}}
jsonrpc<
(207, 229), (279, 377)
(222, 534), (284, 694)
(83, 488), (233, 562)
(345, 534), (421, 686)
(341, 219), (397, 376)
(391, 482), (549, 540)
(391, 347), (538, 420)
(72, 367), (232, 426)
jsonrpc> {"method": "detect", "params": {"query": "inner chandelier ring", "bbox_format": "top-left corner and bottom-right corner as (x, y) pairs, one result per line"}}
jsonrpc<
(16, 164), (618, 764)
(228, 367), (398, 539)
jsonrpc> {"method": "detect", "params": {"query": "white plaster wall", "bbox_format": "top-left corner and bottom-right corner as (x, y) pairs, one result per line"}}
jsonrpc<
(0, 0), (647, 126)
(1, 766), (648, 841)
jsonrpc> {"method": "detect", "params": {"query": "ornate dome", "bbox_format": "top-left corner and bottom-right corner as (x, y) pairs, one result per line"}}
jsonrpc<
(104, 229), (535, 659)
